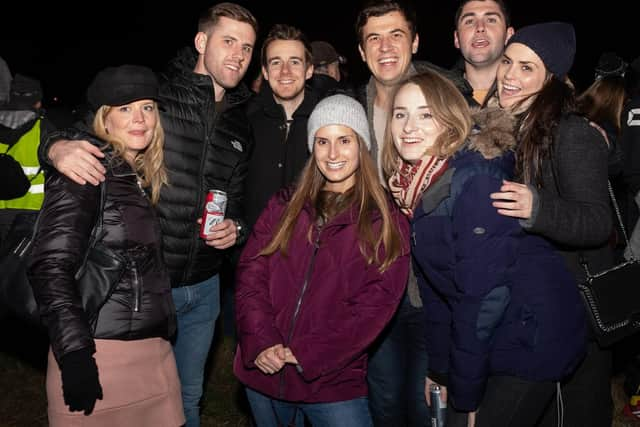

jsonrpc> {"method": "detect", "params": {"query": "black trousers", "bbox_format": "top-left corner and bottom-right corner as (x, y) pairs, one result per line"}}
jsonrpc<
(447, 375), (556, 427)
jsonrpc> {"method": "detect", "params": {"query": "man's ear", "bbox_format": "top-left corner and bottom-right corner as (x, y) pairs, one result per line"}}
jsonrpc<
(195, 32), (207, 54)
(411, 33), (420, 55)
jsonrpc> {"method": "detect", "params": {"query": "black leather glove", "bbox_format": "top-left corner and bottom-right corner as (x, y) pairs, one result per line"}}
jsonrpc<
(60, 348), (103, 415)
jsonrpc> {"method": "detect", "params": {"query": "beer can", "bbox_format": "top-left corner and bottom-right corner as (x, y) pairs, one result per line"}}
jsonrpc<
(200, 189), (227, 238)
(430, 383), (446, 427)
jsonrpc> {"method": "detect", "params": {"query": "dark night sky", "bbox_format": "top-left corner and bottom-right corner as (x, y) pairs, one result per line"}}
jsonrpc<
(1, 1), (633, 109)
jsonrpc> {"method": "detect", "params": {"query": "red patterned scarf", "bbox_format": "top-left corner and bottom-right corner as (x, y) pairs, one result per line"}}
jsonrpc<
(388, 156), (449, 218)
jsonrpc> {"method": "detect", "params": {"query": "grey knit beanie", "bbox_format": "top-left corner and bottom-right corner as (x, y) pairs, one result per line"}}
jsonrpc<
(307, 94), (371, 152)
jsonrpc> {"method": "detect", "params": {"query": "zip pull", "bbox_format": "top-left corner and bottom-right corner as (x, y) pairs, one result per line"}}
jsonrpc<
(412, 231), (417, 247)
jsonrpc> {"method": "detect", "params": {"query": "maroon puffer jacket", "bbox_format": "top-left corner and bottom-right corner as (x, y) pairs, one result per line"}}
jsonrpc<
(234, 188), (410, 403)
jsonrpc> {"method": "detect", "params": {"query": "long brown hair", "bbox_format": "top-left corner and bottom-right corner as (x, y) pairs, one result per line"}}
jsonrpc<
(260, 134), (404, 272)
(93, 103), (168, 205)
(577, 76), (626, 135)
(512, 76), (577, 186)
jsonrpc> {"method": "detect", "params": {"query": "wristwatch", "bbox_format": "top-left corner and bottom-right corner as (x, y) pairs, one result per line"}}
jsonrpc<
(233, 219), (244, 240)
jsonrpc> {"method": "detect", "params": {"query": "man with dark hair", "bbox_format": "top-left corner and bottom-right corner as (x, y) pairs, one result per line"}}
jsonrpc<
(245, 24), (321, 229)
(452, 0), (514, 106)
(354, 1), (471, 426)
(37, 4), (258, 426)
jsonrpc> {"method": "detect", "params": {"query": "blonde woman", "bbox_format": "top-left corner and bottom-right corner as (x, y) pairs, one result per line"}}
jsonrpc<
(28, 65), (183, 426)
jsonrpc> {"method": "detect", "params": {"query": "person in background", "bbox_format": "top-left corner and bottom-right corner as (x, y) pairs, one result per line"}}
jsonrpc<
(451, 0), (514, 107)
(36, 4), (258, 426)
(309, 40), (346, 98)
(577, 52), (628, 257)
(354, 1), (469, 424)
(245, 23), (320, 230)
(0, 74), (54, 246)
(383, 68), (587, 427)
(488, 22), (614, 426)
(234, 94), (409, 426)
(27, 64), (183, 427)
(0, 56), (11, 106)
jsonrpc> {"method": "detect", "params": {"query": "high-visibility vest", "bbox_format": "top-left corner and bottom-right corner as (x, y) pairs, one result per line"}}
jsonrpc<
(0, 119), (44, 210)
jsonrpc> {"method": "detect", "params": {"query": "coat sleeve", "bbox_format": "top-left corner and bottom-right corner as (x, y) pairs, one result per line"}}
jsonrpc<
(448, 174), (520, 411)
(224, 111), (253, 246)
(291, 210), (410, 381)
(526, 117), (612, 247)
(234, 194), (286, 368)
(26, 172), (100, 364)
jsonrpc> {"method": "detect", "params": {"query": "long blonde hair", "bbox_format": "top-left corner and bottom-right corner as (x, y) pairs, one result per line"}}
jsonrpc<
(381, 70), (472, 181)
(260, 134), (404, 272)
(93, 103), (167, 204)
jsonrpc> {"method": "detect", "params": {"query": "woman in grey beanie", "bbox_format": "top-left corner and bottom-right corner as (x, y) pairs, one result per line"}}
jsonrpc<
(234, 94), (410, 426)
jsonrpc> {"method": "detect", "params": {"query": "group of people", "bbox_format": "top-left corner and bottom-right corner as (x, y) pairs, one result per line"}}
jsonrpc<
(4, 0), (639, 426)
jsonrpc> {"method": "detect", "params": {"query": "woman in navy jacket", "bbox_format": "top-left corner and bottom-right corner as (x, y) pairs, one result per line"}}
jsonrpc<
(234, 94), (409, 426)
(382, 69), (587, 427)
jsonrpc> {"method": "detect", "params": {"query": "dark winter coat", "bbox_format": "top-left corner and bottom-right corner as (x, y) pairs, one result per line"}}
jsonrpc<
(27, 147), (175, 364)
(244, 85), (320, 228)
(414, 110), (588, 412)
(156, 48), (252, 286)
(524, 114), (613, 281)
(234, 188), (410, 402)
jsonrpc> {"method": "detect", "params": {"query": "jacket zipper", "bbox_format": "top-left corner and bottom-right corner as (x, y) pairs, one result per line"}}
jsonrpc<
(131, 260), (141, 312)
(278, 225), (322, 399)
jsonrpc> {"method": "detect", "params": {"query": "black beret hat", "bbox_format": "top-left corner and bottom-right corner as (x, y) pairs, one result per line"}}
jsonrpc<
(508, 22), (576, 78)
(87, 64), (159, 110)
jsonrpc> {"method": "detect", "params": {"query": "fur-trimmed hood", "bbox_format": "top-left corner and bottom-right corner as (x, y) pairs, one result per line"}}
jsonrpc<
(467, 107), (516, 159)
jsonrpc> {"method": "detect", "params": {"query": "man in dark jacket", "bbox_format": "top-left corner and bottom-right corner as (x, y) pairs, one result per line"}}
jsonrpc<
(450, 0), (514, 107)
(245, 24), (320, 229)
(37, 4), (257, 426)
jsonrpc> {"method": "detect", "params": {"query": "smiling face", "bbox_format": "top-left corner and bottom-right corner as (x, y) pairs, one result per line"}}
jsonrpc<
(454, 0), (513, 67)
(496, 42), (548, 109)
(195, 16), (256, 100)
(313, 125), (361, 193)
(358, 11), (419, 88)
(262, 39), (313, 102)
(391, 83), (445, 163)
(104, 99), (158, 164)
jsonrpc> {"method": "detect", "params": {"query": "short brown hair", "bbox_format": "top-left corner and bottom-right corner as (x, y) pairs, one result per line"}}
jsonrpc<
(260, 24), (313, 69)
(454, 0), (511, 28)
(198, 2), (258, 35)
(355, 0), (417, 45)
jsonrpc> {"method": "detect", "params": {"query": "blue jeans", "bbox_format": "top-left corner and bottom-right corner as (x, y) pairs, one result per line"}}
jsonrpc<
(246, 387), (372, 427)
(172, 275), (220, 427)
(367, 292), (430, 427)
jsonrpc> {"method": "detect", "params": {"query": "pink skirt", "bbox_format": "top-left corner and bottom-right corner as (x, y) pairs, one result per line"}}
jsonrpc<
(47, 337), (184, 427)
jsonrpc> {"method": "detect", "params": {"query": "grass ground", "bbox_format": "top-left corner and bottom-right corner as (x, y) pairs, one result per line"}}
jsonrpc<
(1, 315), (639, 426)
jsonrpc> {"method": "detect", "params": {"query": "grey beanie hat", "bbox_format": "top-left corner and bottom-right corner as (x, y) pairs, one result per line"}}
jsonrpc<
(307, 94), (371, 152)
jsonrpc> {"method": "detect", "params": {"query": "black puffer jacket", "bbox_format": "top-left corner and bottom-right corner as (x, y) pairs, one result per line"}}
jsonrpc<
(157, 48), (252, 286)
(27, 148), (175, 363)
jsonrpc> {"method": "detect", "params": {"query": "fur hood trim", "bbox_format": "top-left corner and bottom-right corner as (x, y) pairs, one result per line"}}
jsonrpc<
(467, 107), (516, 159)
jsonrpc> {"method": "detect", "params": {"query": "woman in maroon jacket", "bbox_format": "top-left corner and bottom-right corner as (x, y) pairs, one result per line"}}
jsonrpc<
(234, 94), (410, 426)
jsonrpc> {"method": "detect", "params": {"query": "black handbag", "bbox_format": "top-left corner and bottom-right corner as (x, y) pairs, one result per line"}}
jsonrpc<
(578, 182), (640, 347)
(0, 180), (126, 329)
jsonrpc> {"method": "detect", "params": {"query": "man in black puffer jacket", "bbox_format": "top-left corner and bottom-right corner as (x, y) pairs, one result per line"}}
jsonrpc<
(38, 4), (258, 426)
